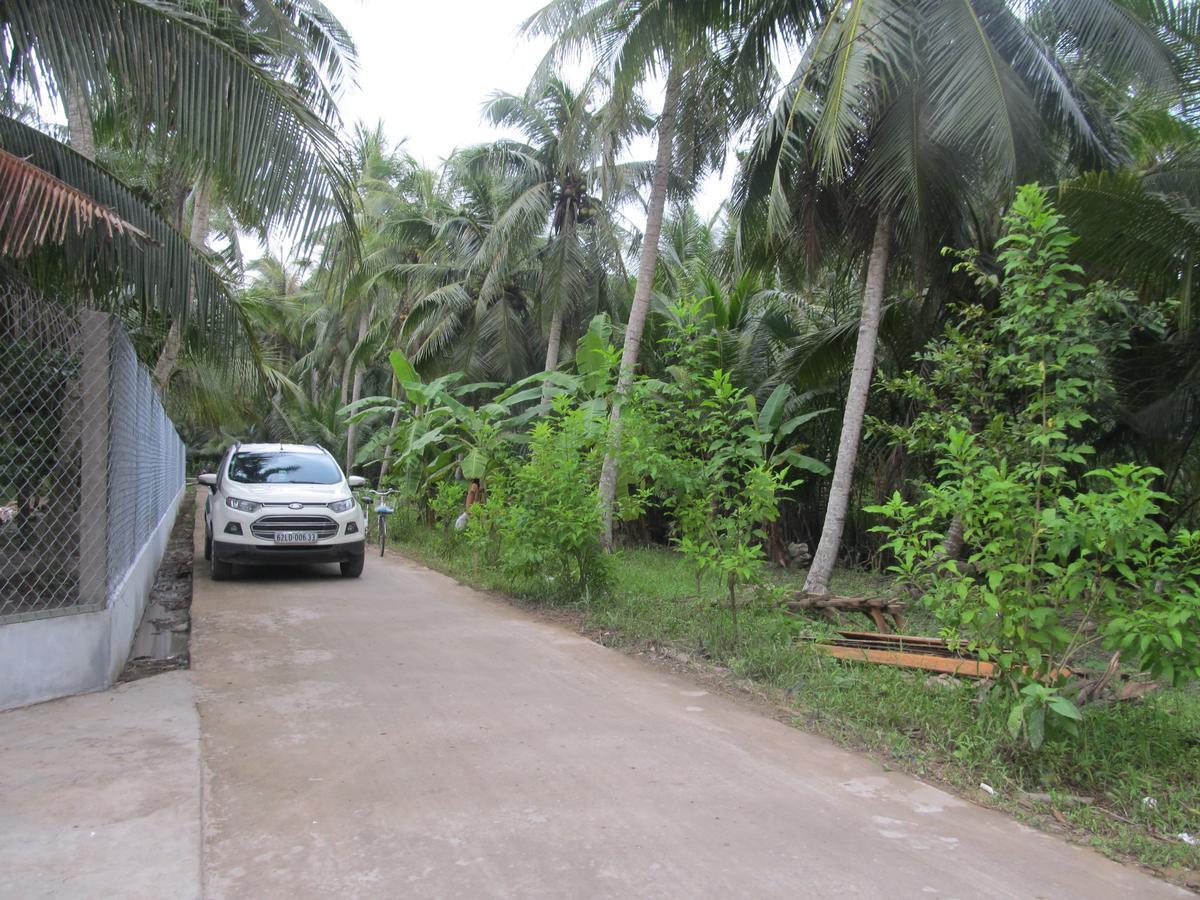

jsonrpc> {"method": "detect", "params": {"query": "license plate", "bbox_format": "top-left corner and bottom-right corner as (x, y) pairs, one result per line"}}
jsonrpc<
(275, 531), (318, 543)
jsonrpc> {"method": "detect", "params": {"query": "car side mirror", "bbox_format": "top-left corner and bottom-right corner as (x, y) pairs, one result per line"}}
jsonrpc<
(347, 476), (366, 488)
(197, 473), (217, 487)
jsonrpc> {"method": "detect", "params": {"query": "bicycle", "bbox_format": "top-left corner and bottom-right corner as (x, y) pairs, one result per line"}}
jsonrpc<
(356, 490), (373, 540)
(359, 488), (398, 557)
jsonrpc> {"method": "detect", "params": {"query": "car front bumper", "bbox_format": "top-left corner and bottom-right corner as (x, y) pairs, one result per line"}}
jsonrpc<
(212, 538), (365, 566)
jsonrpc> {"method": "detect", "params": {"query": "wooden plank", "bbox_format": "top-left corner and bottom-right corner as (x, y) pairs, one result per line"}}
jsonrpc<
(815, 644), (997, 678)
(835, 631), (952, 646)
(829, 639), (964, 658)
(816, 644), (1075, 681)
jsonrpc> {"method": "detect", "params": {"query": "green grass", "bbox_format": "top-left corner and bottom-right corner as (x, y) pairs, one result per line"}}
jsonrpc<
(390, 526), (1200, 886)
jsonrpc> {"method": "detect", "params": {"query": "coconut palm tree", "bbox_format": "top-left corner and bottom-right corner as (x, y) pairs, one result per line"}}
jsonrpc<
(0, 0), (356, 341)
(481, 75), (648, 392)
(524, 0), (779, 548)
(398, 151), (545, 385)
(301, 123), (427, 469)
(732, 0), (1179, 595)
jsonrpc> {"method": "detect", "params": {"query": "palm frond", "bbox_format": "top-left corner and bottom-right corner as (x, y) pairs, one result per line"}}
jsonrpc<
(923, 0), (1041, 184)
(0, 115), (234, 334)
(1056, 167), (1200, 298)
(538, 220), (592, 330)
(2, 0), (355, 238)
(0, 144), (150, 254)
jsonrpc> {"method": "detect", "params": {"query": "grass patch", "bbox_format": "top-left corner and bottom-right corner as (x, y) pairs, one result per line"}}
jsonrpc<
(389, 524), (1200, 885)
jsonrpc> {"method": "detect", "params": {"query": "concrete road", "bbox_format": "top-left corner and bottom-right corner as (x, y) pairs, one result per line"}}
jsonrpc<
(0, 671), (202, 899)
(191, 529), (1185, 898)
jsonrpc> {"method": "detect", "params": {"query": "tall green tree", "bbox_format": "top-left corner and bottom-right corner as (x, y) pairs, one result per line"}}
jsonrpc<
(735, 0), (1178, 594)
(482, 75), (646, 393)
(394, 157), (533, 382)
(524, 0), (777, 547)
(308, 124), (425, 469)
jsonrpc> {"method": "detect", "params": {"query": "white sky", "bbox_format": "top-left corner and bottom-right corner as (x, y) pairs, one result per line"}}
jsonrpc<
(323, 0), (733, 221)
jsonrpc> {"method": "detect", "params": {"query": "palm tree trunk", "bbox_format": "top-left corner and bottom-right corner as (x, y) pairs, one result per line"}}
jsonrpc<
(940, 513), (965, 561)
(541, 308), (565, 405)
(154, 177), (212, 389)
(345, 306), (371, 472)
(804, 213), (892, 595)
(597, 66), (681, 549)
(339, 355), (353, 407)
(63, 80), (95, 162)
(152, 322), (184, 390)
(189, 177), (213, 247)
(379, 374), (402, 485)
(1181, 248), (1194, 333)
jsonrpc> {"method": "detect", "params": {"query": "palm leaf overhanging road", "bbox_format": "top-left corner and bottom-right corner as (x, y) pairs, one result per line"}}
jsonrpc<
(0, 0), (356, 342)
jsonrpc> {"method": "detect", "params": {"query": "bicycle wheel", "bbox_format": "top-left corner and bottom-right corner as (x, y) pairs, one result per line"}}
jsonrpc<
(379, 516), (387, 556)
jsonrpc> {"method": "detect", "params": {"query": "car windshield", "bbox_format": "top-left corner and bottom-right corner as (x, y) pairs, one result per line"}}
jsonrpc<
(228, 451), (342, 485)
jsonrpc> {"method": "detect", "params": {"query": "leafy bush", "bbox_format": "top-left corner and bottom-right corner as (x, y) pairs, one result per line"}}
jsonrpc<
(487, 403), (611, 598)
(670, 370), (790, 638)
(429, 479), (468, 549)
(868, 185), (1200, 746)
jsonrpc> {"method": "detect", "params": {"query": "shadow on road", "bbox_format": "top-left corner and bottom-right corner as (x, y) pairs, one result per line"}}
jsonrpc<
(217, 563), (344, 583)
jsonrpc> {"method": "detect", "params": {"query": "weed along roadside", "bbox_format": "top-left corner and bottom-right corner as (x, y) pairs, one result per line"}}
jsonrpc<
(390, 526), (1200, 891)
(120, 489), (196, 681)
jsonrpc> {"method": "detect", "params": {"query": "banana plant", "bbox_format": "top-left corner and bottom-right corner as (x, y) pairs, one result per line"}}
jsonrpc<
(342, 349), (589, 505)
(747, 383), (832, 567)
(750, 383), (832, 478)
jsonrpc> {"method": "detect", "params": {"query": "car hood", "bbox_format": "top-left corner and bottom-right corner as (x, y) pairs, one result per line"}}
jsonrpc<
(223, 481), (351, 504)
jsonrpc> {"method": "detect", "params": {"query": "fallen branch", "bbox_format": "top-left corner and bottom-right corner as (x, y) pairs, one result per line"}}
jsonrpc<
(783, 593), (906, 633)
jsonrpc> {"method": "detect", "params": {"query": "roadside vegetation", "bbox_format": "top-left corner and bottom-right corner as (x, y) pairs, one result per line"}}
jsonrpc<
(4, 0), (1200, 886)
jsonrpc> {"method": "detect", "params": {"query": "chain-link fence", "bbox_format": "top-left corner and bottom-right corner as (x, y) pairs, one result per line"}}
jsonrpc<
(0, 283), (184, 623)
(106, 319), (186, 600)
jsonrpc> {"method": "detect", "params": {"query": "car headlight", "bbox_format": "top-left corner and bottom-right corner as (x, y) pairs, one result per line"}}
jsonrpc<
(226, 496), (262, 513)
(328, 498), (356, 513)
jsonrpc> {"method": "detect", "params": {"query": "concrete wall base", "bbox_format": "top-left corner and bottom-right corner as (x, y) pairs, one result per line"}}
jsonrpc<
(0, 485), (184, 711)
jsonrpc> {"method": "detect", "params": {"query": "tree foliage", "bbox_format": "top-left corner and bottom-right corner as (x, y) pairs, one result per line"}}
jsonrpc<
(869, 186), (1200, 745)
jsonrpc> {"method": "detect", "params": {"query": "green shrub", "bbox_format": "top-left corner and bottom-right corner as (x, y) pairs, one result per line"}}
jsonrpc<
(868, 185), (1200, 747)
(489, 404), (610, 598)
(429, 479), (468, 549)
(672, 370), (790, 640)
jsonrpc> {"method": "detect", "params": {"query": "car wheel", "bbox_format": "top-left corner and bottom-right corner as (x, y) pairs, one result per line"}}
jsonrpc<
(204, 527), (213, 561)
(211, 557), (233, 581)
(340, 555), (364, 578)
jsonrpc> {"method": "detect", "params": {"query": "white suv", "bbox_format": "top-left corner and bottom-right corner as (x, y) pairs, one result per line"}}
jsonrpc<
(199, 443), (367, 579)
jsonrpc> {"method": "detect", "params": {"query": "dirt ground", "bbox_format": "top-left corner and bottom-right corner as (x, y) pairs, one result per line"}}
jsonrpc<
(119, 490), (195, 682)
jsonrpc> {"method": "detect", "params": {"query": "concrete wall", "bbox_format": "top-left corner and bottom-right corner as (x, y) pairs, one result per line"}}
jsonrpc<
(0, 485), (184, 711)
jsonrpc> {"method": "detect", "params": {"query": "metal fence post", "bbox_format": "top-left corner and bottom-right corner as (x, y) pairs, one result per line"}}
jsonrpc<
(78, 310), (109, 608)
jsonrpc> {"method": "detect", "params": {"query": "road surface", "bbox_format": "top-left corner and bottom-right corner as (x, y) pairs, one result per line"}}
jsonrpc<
(191, 518), (1185, 899)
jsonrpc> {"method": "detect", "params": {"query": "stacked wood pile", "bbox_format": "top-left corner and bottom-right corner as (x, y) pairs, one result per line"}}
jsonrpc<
(782, 596), (1157, 701)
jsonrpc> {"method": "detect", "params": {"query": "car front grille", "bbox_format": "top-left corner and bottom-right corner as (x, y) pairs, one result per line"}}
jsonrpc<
(250, 515), (339, 541)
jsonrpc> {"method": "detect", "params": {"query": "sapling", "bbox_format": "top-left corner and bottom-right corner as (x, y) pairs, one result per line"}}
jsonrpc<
(868, 186), (1200, 748)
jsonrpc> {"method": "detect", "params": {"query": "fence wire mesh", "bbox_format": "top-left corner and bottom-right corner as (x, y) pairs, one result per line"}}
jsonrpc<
(106, 320), (185, 600)
(0, 284), (184, 623)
